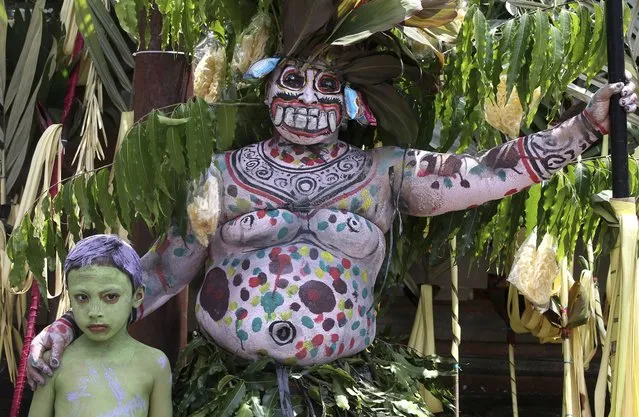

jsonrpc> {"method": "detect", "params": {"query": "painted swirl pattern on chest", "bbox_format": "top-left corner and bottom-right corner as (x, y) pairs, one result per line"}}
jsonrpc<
(226, 141), (374, 206)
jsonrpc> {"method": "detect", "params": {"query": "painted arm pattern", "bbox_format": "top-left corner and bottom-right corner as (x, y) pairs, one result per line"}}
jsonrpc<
(132, 228), (209, 320)
(398, 113), (600, 216)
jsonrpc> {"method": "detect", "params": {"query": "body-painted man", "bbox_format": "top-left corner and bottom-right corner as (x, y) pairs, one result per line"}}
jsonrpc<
(28, 235), (172, 417)
(25, 0), (639, 395)
(27, 56), (637, 379)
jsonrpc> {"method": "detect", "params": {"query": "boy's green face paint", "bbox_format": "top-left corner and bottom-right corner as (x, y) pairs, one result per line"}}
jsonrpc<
(68, 266), (143, 343)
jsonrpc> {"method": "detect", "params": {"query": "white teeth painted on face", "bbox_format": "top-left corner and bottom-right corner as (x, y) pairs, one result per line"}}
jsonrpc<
(328, 111), (337, 132)
(294, 114), (308, 129)
(277, 106), (338, 133)
(274, 106), (284, 126)
(284, 108), (295, 127)
(318, 112), (328, 130)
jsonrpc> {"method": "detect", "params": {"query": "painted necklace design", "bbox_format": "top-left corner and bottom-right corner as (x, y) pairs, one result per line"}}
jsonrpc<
(226, 139), (374, 207)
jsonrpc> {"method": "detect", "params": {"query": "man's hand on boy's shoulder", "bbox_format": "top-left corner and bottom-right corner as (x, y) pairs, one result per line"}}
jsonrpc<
(28, 318), (75, 390)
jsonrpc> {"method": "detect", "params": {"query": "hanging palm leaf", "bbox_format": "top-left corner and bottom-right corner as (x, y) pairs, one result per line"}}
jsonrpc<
(72, 0), (133, 112)
(1, 0), (57, 194)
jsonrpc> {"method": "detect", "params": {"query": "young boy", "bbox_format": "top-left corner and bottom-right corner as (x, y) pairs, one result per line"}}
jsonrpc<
(29, 234), (172, 417)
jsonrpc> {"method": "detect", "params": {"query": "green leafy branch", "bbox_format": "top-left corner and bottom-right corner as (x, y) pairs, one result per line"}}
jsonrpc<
(436, 2), (608, 153)
(173, 334), (454, 417)
(6, 99), (270, 293)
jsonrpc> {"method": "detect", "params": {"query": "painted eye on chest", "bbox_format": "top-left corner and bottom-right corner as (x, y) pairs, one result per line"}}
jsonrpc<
(346, 217), (361, 232)
(240, 214), (255, 230)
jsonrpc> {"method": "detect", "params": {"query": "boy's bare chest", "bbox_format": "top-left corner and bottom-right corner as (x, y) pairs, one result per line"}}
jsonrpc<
(55, 361), (153, 417)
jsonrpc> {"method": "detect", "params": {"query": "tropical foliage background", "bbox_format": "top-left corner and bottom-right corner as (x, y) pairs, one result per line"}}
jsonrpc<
(2, 0), (639, 415)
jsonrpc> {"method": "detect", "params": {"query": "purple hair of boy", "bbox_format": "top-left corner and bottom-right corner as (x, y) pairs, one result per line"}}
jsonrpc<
(64, 234), (143, 289)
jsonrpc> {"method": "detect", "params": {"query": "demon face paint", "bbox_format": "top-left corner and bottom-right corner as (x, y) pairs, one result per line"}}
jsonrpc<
(265, 61), (344, 145)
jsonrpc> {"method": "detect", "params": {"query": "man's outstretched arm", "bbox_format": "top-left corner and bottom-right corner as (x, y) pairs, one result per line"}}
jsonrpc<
(395, 80), (637, 216)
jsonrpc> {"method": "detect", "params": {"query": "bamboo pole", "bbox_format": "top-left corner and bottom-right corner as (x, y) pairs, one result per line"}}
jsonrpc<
(508, 341), (519, 417)
(9, 285), (40, 417)
(560, 258), (573, 417)
(606, 0), (629, 198)
(450, 237), (460, 417)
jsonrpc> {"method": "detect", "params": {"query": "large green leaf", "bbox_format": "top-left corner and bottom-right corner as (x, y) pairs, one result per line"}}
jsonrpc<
(585, 3), (606, 82)
(166, 124), (187, 176)
(524, 9), (549, 126)
(114, 134), (133, 230)
(3, 0), (43, 111)
(5, 44), (56, 193)
(218, 381), (247, 417)
(545, 25), (564, 97)
(403, 0), (456, 28)
(282, 0), (335, 55)
(341, 53), (407, 84)
(74, 175), (94, 226)
(524, 183), (541, 235)
(218, 104), (238, 151)
(131, 121), (157, 224)
(8, 216), (29, 287)
(569, 5), (591, 77)
(185, 99), (215, 179)
(330, 0), (423, 46)
(86, 0), (135, 68)
(505, 13), (531, 103)
(473, 10), (488, 76)
(95, 168), (120, 231)
(146, 110), (172, 199)
(0, 0), (7, 108)
(491, 19), (513, 95)
(74, 0), (130, 111)
(359, 83), (418, 145)
(528, 10), (548, 95)
(114, 0), (140, 42)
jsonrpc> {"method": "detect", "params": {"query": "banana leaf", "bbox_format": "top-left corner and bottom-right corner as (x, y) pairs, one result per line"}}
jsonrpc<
(329, 0), (423, 46)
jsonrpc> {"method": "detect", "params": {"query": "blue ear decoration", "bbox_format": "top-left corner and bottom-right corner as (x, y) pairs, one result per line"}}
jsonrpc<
(244, 57), (282, 80)
(345, 85), (377, 127)
(345, 86), (360, 120)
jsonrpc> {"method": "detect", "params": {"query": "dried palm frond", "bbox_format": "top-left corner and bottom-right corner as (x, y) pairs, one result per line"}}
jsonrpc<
(0, 123), (62, 382)
(60, 0), (79, 58)
(0, 220), (27, 383)
(72, 57), (107, 173)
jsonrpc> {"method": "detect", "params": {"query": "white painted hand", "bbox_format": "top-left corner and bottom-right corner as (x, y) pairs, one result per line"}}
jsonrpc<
(27, 320), (74, 390)
(584, 71), (637, 134)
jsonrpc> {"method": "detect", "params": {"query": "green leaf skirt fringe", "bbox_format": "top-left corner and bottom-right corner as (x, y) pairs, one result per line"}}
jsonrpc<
(173, 332), (455, 417)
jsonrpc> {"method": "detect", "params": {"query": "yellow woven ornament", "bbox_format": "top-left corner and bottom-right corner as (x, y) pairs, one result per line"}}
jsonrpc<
(484, 75), (541, 138)
(193, 43), (227, 104)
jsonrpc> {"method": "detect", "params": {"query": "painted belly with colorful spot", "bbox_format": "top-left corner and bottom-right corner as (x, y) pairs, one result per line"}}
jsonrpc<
(196, 217), (384, 365)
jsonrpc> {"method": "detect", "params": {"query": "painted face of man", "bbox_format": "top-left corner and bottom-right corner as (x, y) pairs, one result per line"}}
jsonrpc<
(265, 60), (344, 145)
(68, 266), (144, 343)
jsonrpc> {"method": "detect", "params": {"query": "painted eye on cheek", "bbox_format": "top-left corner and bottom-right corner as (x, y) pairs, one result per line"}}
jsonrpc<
(346, 218), (361, 233)
(240, 215), (255, 230)
(103, 294), (120, 304)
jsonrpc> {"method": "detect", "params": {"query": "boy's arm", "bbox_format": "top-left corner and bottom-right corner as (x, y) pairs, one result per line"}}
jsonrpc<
(28, 374), (55, 417)
(148, 352), (173, 417)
